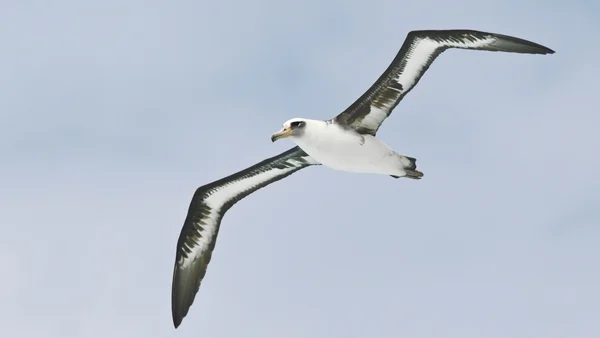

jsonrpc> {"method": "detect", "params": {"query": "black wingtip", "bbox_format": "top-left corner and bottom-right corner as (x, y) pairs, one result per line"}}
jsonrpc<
(172, 291), (191, 329)
(171, 272), (194, 329)
(172, 288), (185, 329)
(171, 250), (210, 330)
(485, 31), (555, 55)
(173, 317), (182, 329)
(171, 263), (192, 329)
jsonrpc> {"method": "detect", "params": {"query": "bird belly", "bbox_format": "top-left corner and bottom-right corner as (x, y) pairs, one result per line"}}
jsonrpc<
(293, 128), (403, 176)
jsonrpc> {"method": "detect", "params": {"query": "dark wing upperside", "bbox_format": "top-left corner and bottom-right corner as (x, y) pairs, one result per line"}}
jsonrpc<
(172, 146), (319, 328)
(333, 29), (555, 135)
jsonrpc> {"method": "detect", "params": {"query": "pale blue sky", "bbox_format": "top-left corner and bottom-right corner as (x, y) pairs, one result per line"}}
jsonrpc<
(1, 1), (599, 337)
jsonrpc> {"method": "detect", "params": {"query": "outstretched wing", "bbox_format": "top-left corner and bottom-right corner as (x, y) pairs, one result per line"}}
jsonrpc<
(172, 146), (319, 328)
(333, 29), (554, 135)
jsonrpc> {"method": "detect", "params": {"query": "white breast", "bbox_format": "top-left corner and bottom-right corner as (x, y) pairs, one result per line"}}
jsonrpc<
(290, 121), (403, 176)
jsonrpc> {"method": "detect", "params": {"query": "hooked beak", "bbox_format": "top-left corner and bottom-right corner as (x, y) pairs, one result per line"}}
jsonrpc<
(271, 127), (292, 142)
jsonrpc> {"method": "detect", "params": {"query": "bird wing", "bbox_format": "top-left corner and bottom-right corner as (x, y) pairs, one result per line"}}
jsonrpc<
(172, 146), (319, 328)
(333, 29), (554, 135)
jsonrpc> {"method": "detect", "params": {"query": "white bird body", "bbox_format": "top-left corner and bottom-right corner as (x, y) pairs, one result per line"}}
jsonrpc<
(285, 119), (416, 177)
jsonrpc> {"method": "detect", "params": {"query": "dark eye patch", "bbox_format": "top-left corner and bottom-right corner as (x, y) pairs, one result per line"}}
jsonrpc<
(290, 121), (303, 128)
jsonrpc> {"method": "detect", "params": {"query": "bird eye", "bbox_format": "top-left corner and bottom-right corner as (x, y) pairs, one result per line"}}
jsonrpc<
(290, 121), (302, 128)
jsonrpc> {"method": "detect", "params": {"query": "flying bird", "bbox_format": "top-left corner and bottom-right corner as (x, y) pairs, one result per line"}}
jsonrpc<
(171, 29), (554, 328)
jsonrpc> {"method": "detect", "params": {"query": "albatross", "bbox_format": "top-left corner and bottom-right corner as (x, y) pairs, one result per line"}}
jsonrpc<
(171, 29), (554, 328)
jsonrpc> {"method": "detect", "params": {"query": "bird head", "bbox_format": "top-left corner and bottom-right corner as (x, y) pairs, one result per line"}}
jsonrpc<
(271, 118), (308, 142)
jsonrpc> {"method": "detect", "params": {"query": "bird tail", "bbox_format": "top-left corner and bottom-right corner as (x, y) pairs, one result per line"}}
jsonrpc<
(390, 155), (424, 180)
(403, 169), (424, 180)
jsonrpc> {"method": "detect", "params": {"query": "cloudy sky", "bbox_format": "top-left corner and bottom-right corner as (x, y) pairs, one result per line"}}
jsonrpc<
(1, 1), (599, 337)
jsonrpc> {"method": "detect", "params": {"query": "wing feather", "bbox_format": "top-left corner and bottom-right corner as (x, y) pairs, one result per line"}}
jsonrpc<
(334, 29), (555, 135)
(172, 146), (319, 328)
